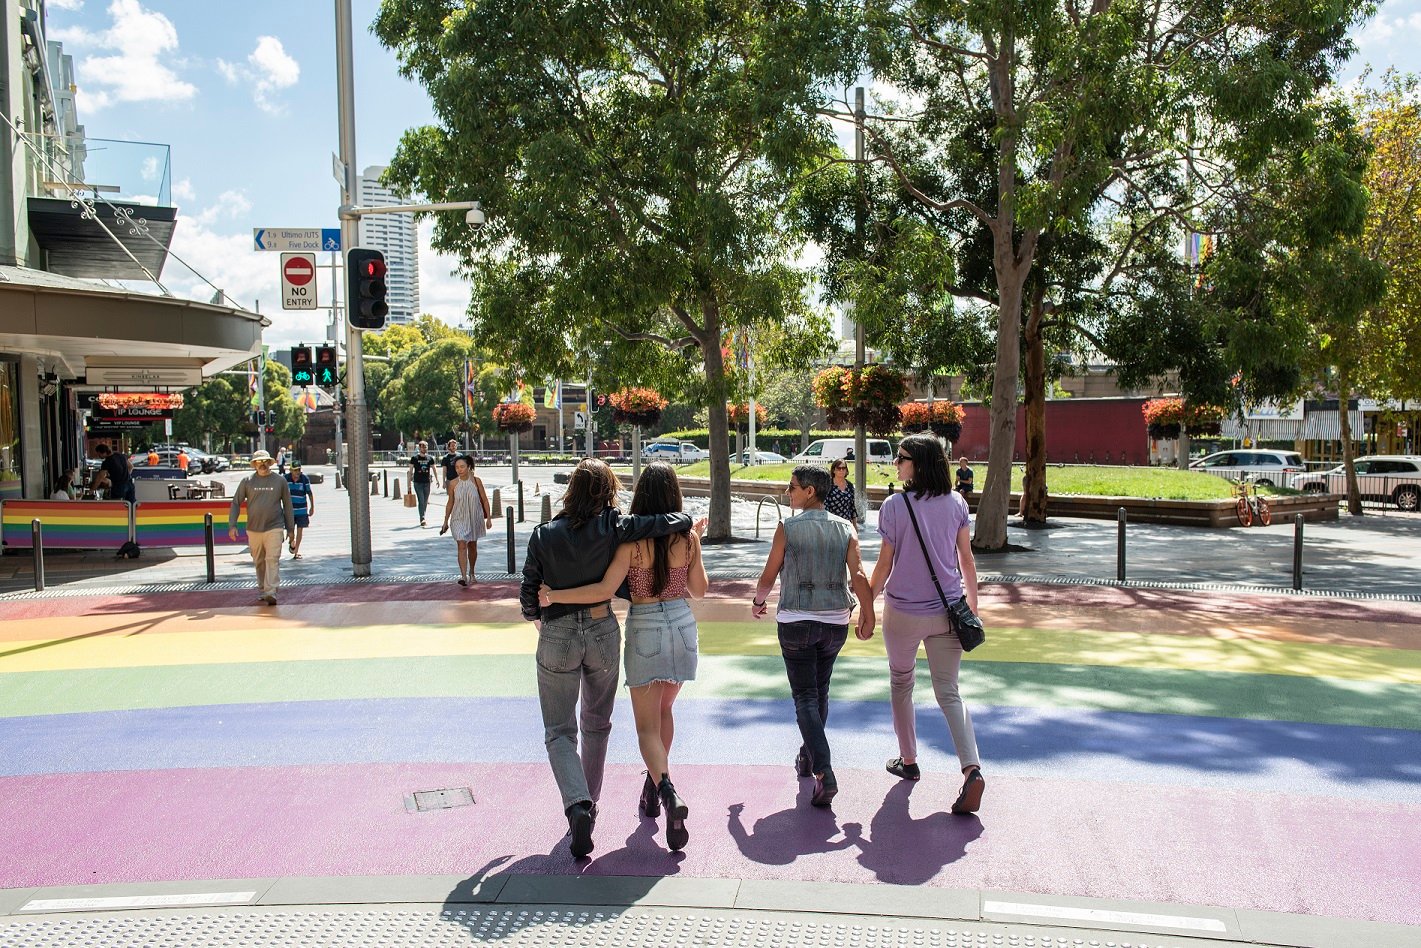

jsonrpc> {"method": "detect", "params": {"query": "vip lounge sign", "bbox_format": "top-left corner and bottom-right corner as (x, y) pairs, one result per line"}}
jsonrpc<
(90, 392), (184, 421)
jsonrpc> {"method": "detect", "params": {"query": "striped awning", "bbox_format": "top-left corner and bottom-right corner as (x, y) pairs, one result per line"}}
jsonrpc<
(1302, 410), (1365, 440)
(1221, 417), (1304, 440)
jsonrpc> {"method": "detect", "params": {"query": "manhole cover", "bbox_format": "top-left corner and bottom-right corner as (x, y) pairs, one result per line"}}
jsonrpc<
(404, 787), (475, 812)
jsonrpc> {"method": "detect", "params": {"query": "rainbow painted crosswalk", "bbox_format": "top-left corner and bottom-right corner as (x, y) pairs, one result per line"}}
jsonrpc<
(1, 581), (1418, 926)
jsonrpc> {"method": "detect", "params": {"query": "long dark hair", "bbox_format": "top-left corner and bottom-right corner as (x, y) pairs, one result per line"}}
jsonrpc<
(629, 462), (684, 596)
(899, 433), (952, 499)
(559, 458), (622, 528)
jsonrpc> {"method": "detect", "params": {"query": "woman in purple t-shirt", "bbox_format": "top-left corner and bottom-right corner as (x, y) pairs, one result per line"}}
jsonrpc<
(868, 433), (984, 815)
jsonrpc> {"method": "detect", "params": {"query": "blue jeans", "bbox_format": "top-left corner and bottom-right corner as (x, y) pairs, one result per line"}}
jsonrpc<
(778, 619), (849, 775)
(413, 480), (431, 520)
(536, 610), (621, 812)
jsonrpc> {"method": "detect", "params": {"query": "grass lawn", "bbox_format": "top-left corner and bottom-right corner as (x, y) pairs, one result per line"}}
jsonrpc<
(673, 461), (1293, 500)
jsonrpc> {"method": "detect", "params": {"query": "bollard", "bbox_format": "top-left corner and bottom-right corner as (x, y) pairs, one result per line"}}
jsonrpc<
(31, 519), (44, 592)
(371, 473), (379, 496)
(335, 469), (343, 490)
(1116, 507), (1127, 583)
(383, 470), (389, 498)
(204, 512), (216, 583)
(1293, 514), (1304, 591)
(491, 488), (502, 518)
(505, 506), (516, 574)
(518, 480), (526, 523)
(392, 478), (401, 501)
(535, 481), (540, 495)
(540, 493), (552, 524)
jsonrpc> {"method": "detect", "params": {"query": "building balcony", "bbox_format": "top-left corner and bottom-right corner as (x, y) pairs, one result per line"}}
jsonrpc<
(22, 134), (177, 281)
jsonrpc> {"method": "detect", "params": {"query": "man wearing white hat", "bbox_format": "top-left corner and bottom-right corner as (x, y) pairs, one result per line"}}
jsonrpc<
(228, 450), (296, 605)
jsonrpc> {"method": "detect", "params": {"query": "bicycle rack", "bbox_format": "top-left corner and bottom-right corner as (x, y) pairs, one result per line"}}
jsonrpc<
(754, 494), (785, 539)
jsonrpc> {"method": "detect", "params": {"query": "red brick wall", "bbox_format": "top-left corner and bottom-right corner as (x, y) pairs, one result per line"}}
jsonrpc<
(953, 397), (1151, 465)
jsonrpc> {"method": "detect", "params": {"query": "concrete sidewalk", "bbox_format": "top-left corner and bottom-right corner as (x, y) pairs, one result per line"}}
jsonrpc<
(3, 464), (1419, 598)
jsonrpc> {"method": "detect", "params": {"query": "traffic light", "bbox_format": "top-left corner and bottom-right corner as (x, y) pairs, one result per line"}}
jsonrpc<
(315, 345), (339, 389)
(291, 346), (314, 386)
(347, 248), (389, 330)
(253, 409), (267, 427)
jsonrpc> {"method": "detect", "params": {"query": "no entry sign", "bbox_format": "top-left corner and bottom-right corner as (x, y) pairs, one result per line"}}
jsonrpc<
(281, 253), (318, 310)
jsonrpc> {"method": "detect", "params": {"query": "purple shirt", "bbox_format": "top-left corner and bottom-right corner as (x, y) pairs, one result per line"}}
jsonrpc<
(877, 490), (970, 615)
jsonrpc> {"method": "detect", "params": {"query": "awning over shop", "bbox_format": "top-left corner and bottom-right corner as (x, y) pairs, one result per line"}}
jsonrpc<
(1222, 417), (1304, 441)
(0, 265), (267, 381)
(1302, 409), (1366, 440)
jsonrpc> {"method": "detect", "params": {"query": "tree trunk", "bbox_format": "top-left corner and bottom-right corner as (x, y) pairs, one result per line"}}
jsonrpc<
(1338, 369), (1362, 516)
(973, 267), (1028, 550)
(701, 303), (734, 538)
(1021, 290), (1048, 525)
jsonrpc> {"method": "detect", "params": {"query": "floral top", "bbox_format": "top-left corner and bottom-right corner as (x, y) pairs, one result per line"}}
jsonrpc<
(824, 481), (858, 524)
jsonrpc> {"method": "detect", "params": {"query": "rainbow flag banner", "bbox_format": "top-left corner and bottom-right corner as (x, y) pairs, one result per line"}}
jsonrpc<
(134, 501), (246, 548)
(0, 500), (132, 550)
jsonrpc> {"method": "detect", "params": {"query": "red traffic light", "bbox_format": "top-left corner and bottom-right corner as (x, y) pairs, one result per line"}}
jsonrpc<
(362, 258), (387, 278)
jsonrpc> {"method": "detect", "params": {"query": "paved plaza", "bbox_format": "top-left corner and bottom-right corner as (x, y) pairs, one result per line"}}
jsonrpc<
(2, 527), (1419, 945)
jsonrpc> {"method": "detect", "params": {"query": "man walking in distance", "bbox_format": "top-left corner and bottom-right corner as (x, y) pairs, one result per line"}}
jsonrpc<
(521, 458), (691, 859)
(409, 440), (438, 527)
(228, 450), (295, 606)
(440, 439), (462, 494)
(752, 464), (875, 808)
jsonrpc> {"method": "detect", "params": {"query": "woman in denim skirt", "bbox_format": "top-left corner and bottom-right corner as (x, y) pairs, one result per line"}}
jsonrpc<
(541, 462), (708, 851)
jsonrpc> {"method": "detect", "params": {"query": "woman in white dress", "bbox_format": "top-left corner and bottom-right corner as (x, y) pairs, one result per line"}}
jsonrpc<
(440, 455), (492, 586)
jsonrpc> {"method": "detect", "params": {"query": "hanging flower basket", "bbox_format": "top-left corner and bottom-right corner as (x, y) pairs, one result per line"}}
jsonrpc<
(900, 400), (964, 441)
(727, 402), (769, 430)
(1142, 398), (1185, 440)
(608, 387), (667, 427)
(815, 365), (909, 436)
(493, 401), (536, 434)
(1184, 403), (1225, 437)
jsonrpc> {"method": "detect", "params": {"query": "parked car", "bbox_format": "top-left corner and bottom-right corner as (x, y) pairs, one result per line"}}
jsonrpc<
(792, 438), (895, 465)
(153, 443), (227, 473)
(1188, 449), (1306, 487)
(736, 450), (789, 465)
(641, 441), (708, 462)
(1289, 456), (1421, 510)
(129, 449), (201, 475)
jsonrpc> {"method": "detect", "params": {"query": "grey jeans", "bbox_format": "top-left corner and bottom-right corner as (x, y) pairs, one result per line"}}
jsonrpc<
(536, 610), (621, 812)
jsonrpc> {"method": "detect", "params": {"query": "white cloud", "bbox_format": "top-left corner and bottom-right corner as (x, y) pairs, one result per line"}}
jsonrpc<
(59, 0), (196, 114)
(1353, 2), (1421, 64)
(171, 178), (196, 203)
(47, 0), (85, 10)
(192, 189), (252, 226)
(217, 36), (300, 114)
(417, 219), (475, 326)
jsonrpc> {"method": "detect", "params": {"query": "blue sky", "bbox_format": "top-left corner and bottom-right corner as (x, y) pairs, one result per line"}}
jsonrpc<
(42, 0), (1421, 351)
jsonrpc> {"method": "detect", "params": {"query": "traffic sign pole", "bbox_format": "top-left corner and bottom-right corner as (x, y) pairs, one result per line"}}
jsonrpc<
(335, 0), (372, 577)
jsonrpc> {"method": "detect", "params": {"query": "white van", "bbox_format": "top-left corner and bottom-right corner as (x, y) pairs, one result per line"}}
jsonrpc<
(792, 438), (895, 464)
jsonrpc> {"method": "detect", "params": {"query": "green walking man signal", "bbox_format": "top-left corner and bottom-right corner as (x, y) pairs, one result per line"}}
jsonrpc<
(315, 345), (338, 389)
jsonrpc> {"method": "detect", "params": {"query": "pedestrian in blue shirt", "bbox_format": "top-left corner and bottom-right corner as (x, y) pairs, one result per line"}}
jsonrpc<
(285, 460), (314, 559)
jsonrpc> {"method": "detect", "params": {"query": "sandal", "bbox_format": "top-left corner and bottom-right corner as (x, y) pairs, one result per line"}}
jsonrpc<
(292, 552), (302, 559)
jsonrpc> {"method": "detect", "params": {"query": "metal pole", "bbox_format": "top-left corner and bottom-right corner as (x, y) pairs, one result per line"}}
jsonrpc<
(511, 430), (520, 485)
(853, 86), (867, 498)
(31, 519), (44, 592)
(204, 512), (216, 583)
(585, 372), (595, 458)
(1116, 507), (1127, 582)
(383, 469), (389, 498)
(335, 0), (372, 577)
(632, 425), (642, 485)
(505, 506), (516, 573)
(748, 328), (758, 461)
(517, 480), (526, 523)
(1293, 514), (1304, 591)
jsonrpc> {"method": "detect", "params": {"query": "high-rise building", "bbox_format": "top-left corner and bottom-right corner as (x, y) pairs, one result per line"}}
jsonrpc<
(355, 165), (420, 325)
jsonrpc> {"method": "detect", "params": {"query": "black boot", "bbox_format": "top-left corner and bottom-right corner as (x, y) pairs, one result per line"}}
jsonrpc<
(639, 771), (661, 819)
(658, 775), (689, 851)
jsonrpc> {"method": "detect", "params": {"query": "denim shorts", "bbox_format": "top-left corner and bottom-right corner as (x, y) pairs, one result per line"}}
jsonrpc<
(623, 598), (698, 688)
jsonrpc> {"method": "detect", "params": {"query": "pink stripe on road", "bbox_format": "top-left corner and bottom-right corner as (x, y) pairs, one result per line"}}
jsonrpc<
(2, 762), (1417, 926)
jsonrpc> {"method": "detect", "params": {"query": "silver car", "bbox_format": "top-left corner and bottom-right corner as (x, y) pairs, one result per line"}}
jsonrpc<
(1189, 449), (1306, 487)
(1289, 456), (1421, 511)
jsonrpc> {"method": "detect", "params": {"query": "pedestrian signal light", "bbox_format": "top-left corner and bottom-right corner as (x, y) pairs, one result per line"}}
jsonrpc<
(347, 248), (389, 330)
(291, 346), (314, 386)
(315, 345), (339, 388)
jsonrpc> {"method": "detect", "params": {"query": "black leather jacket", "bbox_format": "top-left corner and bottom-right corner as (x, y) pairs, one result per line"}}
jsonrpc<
(520, 507), (692, 622)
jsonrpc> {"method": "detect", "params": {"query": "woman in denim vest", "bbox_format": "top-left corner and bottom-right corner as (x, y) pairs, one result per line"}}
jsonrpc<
(752, 465), (875, 807)
(869, 433), (984, 815)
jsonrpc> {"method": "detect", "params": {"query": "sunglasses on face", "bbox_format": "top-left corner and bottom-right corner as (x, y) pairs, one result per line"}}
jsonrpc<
(895, 454), (912, 463)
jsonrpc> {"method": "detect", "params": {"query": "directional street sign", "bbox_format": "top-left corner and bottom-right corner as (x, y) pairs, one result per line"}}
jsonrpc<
(280, 253), (318, 310)
(254, 228), (342, 252)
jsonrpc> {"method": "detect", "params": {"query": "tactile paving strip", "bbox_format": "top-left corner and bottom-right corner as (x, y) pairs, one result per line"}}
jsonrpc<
(0, 905), (1226, 948)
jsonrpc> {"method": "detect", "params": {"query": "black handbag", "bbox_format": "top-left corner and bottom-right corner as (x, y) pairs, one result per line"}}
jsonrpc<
(901, 492), (985, 652)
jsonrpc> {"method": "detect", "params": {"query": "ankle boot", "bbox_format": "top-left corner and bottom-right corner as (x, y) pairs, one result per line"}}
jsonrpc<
(639, 771), (661, 819)
(658, 775), (689, 851)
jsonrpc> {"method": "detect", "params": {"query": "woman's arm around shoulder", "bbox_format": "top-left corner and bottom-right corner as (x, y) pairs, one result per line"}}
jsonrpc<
(540, 542), (634, 606)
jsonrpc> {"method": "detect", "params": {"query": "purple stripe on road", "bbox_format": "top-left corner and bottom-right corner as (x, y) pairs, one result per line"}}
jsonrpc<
(1, 762), (1417, 926)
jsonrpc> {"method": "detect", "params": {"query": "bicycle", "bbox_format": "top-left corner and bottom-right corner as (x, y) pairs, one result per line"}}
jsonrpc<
(1233, 476), (1272, 528)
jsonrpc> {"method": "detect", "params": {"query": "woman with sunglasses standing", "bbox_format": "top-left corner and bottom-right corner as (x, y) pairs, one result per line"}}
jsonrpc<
(824, 459), (861, 528)
(868, 434), (984, 814)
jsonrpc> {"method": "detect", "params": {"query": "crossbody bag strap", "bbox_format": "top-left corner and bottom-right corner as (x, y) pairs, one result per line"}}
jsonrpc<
(901, 492), (959, 611)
